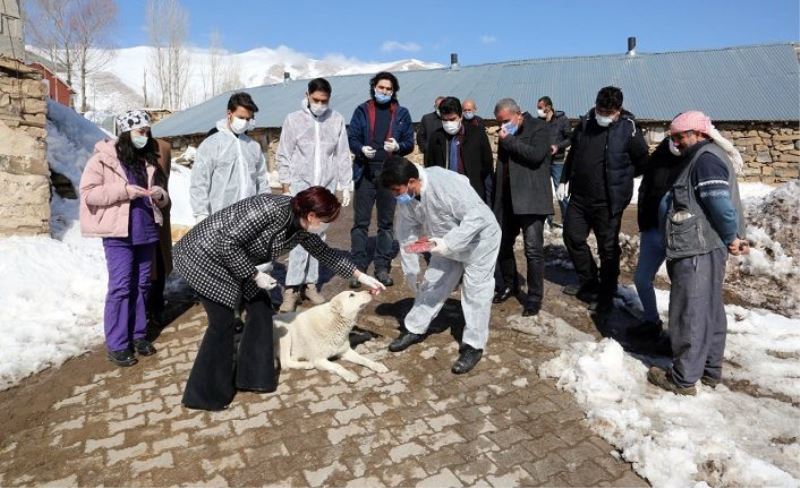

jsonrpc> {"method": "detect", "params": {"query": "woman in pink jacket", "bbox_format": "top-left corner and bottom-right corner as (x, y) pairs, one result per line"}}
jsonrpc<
(80, 110), (170, 367)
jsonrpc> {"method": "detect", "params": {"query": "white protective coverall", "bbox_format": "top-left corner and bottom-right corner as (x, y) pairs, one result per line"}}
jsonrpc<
(396, 166), (501, 349)
(277, 99), (353, 287)
(190, 118), (269, 221)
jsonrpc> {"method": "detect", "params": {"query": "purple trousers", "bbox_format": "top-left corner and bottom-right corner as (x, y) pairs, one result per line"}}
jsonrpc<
(103, 242), (156, 352)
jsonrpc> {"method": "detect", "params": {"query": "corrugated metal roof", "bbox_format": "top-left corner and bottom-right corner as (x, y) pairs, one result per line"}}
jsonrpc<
(152, 43), (800, 138)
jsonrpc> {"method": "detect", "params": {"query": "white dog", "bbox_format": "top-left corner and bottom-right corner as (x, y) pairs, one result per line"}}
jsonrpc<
(273, 290), (388, 382)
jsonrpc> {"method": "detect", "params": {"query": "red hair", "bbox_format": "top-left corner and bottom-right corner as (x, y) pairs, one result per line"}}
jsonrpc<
(291, 186), (341, 222)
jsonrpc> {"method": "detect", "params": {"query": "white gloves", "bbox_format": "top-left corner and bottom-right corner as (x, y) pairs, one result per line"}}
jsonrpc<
(254, 271), (278, 290)
(556, 183), (569, 201)
(341, 189), (351, 207)
(149, 185), (168, 204)
(362, 146), (376, 159)
(357, 272), (386, 293)
(194, 214), (208, 224)
(126, 185), (149, 200)
(383, 138), (400, 153)
(429, 237), (449, 256)
(404, 273), (418, 294)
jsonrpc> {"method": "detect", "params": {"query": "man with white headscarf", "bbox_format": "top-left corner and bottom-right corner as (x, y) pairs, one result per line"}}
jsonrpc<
(647, 111), (748, 396)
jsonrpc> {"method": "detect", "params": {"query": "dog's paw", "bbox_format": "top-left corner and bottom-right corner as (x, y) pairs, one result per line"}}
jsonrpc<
(371, 363), (389, 373)
(341, 372), (359, 383)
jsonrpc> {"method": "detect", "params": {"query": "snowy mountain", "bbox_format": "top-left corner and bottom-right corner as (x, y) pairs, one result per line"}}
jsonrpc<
(32, 45), (441, 113)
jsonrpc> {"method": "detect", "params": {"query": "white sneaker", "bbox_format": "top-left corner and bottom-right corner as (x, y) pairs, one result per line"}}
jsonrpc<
(303, 285), (326, 305)
(279, 288), (299, 312)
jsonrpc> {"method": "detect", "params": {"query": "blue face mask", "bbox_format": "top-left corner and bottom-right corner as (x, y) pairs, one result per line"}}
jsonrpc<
(374, 92), (392, 104)
(463, 111), (475, 120)
(395, 193), (413, 204)
(502, 121), (518, 136)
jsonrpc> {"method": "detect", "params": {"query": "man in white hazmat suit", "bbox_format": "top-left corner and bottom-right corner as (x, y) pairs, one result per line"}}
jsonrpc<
(380, 156), (500, 374)
(190, 92), (269, 222)
(276, 78), (353, 311)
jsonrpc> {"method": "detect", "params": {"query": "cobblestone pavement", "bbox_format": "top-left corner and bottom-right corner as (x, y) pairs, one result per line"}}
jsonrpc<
(0, 208), (649, 487)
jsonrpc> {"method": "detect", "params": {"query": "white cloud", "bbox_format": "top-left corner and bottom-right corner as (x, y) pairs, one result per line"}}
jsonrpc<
(381, 40), (422, 53)
(480, 35), (497, 44)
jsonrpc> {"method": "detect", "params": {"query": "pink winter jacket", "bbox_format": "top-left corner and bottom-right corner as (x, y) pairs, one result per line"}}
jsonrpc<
(79, 139), (170, 238)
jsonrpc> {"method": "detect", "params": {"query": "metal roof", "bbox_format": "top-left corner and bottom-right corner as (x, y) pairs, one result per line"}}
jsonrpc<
(152, 43), (800, 138)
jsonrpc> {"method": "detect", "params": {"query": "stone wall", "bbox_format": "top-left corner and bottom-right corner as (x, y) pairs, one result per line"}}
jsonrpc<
(163, 120), (800, 185)
(0, 56), (49, 236)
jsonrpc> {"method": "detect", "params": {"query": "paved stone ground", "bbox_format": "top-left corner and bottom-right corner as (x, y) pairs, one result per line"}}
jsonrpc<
(0, 207), (650, 487)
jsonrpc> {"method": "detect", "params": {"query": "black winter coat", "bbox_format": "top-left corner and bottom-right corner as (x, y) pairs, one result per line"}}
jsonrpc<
(492, 112), (553, 218)
(416, 111), (443, 155)
(424, 124), (494, 201)
(561, 109), (649, 215)
(637, 138), (689, 231)
(545, 111), (572, 160)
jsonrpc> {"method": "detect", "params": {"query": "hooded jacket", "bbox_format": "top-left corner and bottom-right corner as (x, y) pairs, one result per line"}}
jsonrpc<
(561, 109), (649, 215)
(276, 99), (352, 192)
(79, 139), (169, 238)
(190, 118), (269, 219)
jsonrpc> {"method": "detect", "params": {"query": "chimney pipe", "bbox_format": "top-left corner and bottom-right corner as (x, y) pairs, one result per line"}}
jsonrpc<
(450, 53), (459, 70)
(627, 37), (637, 56)
(283, 72), (291, 82)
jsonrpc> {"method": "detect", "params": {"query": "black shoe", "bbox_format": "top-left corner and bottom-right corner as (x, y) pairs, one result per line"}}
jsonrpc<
(588, 295), (614, 313)
(133, 339), (157, 356)
(629, 320), (663, 338)
(375, 270), (394, 287)
(521, 305), (541, 317)
(388, 331), (424, 352)
(493, 286), (517, 304)
(562, 283), (581, 296)
(107, 349), (138, 367)
(575, 282), (601, 303)
(349, 327), (374, 346)
(349, 277), (362, 289)
(452, 344), (483, 374)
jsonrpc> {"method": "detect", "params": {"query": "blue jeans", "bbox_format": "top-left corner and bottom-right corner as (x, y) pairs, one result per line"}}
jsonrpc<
(633, 228), (666, 323)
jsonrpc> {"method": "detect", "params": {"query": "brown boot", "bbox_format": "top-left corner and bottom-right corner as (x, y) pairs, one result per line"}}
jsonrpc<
(279, 287), (300, 313)
(302, 285), (326, 305)
(647, 367), (697, 396)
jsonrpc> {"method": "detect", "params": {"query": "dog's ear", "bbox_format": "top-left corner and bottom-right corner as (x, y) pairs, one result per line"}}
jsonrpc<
(329, 293), (344, 317)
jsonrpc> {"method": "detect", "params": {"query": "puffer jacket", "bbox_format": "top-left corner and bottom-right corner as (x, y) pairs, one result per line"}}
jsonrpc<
(79, 139), (169, 238)
(276, 99), (352, 192)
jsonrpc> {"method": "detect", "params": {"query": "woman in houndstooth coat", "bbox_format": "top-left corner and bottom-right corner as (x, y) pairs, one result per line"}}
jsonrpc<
(173, 187), (385, 411)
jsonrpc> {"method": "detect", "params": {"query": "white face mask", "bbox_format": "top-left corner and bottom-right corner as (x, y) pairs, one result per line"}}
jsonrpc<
(230, 116), (249, 134)
(309, 101), (329, 117)
(537, 109), (547, 118)
(442, 120), (461, 135)
(463, 111), (475, 120)
(131, 134), (149, 149)
(668, 138), (682, 156)
(595, 113), (614, 127)
(307, 221), (330, 235)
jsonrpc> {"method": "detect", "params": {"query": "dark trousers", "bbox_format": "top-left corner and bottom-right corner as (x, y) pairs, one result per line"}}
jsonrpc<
(667, 248), (728, 388)
(496, 196), (547, 308)
(148, 250), (166, 321)
(351, 161), (397, 272)
(563, 197), (623, 298)
(182, 292), (276, 411)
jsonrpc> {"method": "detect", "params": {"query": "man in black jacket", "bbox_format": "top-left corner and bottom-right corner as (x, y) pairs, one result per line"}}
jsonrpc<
(537, 96), (571, 224)
(424, 96), (493, 203)
(492, 98), (553, 316)
(463, 99), (485, 128)
(558, 86), (649, 312)
(416, 96), (444, 156)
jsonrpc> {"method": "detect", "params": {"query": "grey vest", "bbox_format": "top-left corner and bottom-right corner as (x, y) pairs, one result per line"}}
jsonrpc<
(665, 143), (745, 259)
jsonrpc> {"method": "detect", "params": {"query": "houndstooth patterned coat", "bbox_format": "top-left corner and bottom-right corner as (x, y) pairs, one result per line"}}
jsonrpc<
(173, 193), (356, 308)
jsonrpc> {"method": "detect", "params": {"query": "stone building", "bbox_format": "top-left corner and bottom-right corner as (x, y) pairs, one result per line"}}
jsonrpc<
(153, 42), (800, 185)
(0, 56), (50, 236)
(0, 0), (23, 59)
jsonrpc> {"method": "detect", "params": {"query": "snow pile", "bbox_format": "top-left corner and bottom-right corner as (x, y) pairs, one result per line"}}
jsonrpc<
(0, 103), (109, 390)
(538, 284), (800, 486)
(729, 180), (800, 317)
(168, 163), (194, 228)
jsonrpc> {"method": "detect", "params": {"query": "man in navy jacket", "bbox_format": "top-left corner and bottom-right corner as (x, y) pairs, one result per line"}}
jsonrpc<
(347, 71), (414, 287)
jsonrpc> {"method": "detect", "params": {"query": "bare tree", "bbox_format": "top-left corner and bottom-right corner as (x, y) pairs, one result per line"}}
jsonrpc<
(24, 0), (77, 87)
(71, 0), (118, 112)
(147, 0), (190, 110)
(201, 29), (242, 100)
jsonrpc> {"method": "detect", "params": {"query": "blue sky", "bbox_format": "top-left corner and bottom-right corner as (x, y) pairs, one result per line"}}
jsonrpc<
(118, 0), (799, 64)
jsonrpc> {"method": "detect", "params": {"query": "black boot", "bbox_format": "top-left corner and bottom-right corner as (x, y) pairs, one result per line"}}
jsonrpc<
(493, 286), (517, 304)
(452, 344), (483, 374)
(107, 349), (138, 367)
(388, 331), (424, 352)
(375, 270), (394, 287)
(628, 320), (663, 338)
(133, 339), (157, 356)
